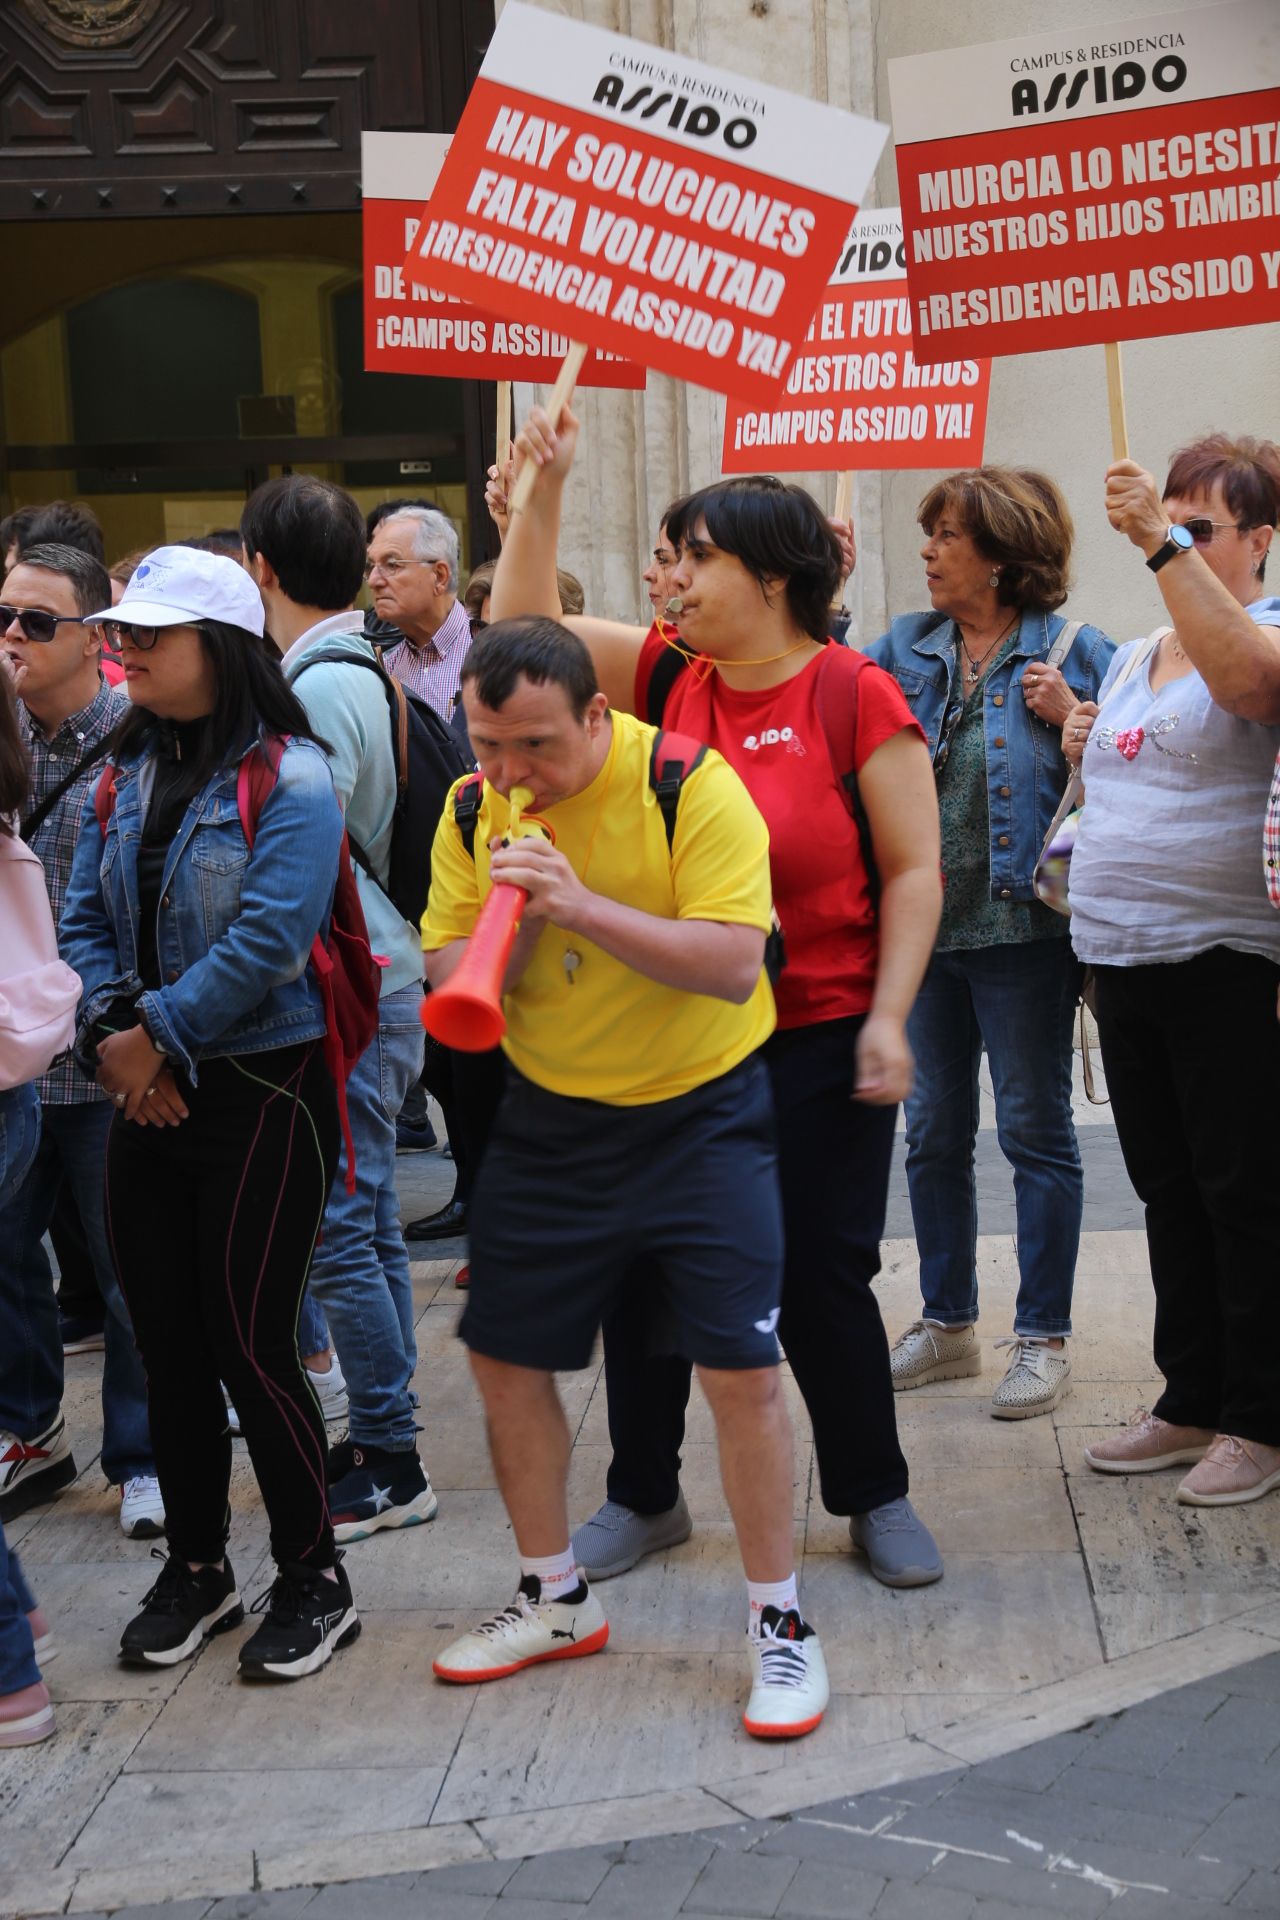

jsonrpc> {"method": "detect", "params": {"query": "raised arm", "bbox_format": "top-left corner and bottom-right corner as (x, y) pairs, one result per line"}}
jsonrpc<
(1106, 460), (1280, 722)
(490, 402), (649, 716)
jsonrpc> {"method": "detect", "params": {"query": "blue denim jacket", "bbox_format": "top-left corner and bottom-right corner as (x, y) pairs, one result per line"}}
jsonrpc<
(60, 735), (343, 1081)
(864, 608), (1114, 903)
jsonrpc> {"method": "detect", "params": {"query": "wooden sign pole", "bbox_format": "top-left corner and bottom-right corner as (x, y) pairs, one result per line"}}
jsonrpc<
(1104, 342), (1129, 462)
(496, 379), (512, 474)
(833, 471), (854, 524)
(510, 343), (588, 515)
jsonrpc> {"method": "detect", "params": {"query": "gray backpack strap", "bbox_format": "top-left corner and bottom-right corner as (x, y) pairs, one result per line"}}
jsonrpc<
(1044, 619), (1083, 669)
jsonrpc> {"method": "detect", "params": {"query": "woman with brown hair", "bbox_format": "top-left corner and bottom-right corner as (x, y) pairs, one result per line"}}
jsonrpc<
(865, 469), (1113, 1418)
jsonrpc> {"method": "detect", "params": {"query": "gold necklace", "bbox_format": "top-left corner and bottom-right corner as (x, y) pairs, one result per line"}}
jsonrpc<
(561, 731), (617, 986)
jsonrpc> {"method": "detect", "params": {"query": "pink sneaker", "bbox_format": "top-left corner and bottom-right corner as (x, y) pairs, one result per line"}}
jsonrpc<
(0, 1679), (54, 1748)
(1083, 1409), (1215, 1474)
(1177, 1434), (1280, 1507)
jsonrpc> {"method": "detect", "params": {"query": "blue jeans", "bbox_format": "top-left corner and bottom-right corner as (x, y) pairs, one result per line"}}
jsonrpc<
(903, 939), (1083, 1337)
(297, 1288), (329, 1360)
(0, 1100), (154, 1482)
(305, 985), (424, 1450)
(0, 1088), (42, 1694)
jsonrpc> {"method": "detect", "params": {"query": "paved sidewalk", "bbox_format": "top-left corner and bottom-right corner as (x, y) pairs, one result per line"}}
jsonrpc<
(48, 1649), (1280, 1916)
(5, 1061), (1279, 1918)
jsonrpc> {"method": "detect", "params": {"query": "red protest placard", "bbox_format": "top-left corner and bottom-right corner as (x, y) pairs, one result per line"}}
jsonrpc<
(362, 132), (643, 388)
(721, 210), (992, 473)
(402, 2), (888, 402)
(889, 0), (1280, 364)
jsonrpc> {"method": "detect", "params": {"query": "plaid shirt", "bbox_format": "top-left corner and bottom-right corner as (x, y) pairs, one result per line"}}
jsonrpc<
(1267, 748), (1280, 909)
(20, 678), (128, 1104)
(380, 597), (473, 721)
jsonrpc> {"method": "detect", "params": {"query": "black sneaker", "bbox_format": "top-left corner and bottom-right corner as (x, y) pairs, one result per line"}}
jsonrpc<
(326, 1434), (357, 1484)
(238, 1553), (360, 1680)
(395, 1114), (438, 1153)
(120, 1550), (243, 1667)
(329, 1442), (438, 1543)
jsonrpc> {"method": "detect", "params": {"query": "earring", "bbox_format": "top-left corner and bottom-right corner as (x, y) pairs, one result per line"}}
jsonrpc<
(989, 571), (1000, 587)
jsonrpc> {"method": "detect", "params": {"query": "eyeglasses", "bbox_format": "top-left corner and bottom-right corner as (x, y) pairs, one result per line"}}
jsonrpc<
(468, 615), (489, 637)
(102, 620), (198, 655)
(364, 557), (428, 582)
(1175, 517), (1255, 546)
(0, 604), (81, 644)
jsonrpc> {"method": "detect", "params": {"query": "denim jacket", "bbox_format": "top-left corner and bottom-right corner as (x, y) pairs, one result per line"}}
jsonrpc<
(864, 608), (1114, 903)
(60, 734), (343, 1081)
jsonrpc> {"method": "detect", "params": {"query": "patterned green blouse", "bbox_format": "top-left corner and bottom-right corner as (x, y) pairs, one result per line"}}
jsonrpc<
(935, 630), (1068, 952)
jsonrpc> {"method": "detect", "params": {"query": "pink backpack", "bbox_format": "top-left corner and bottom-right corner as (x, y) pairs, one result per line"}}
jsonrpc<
(0, 830), (81, 1090)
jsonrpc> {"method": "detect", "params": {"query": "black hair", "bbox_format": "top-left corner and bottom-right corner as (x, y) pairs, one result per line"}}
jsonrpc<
(17, 501), (105, 565)
(0, 672), (28, 833)
(10, 541), (112, 618)
(182, 531), (244, 560)
(109, 618), (332, 793)
(242, 475), (366, 610)
(461, 616), (600, 720)
(0, 506), (38, 559)
(663, 476), (840, 642)
(365, 496), (439, 543)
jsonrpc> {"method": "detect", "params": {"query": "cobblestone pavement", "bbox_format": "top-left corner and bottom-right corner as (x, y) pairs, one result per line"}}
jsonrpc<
(55, 1650), (1280, 1918)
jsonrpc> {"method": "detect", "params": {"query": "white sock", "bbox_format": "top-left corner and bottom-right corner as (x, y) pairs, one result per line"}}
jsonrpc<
(747, 1573), (799, 1633)
(520, 1546), (581, 1598)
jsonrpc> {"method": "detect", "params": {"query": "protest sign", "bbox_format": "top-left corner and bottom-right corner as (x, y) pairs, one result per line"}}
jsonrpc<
(889, 0), (1280, 365)
(721, 210), (992, 474)
(362, 131), (643, 387)
(402, 1), (888, 402)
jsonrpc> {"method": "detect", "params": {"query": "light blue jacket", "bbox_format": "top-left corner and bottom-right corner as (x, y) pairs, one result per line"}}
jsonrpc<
(60, 735), (342, 1080)
(864, 607), (1114, 904)
(282, 619), (424, 996)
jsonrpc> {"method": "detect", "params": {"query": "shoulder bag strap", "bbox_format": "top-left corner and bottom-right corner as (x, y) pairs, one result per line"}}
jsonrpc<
(20, 732), (115, 843)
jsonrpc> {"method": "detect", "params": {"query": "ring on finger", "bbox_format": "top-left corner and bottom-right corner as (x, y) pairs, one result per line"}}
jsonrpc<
(113, 1091), (126, 1108)
(146, 1086), (156, 1098)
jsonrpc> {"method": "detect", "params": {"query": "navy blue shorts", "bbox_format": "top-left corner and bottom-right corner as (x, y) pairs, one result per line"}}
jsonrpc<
(461, 1055), (783, 1373)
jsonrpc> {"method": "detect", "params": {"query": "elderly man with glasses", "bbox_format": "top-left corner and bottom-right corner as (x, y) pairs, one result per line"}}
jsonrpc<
(364, 505), (472, 725)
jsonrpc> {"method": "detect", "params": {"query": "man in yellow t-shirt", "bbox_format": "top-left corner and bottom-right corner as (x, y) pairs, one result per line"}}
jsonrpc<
(423, 617), (829, 1740)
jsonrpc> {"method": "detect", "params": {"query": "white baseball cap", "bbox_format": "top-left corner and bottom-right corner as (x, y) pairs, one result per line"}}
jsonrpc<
(84, 545), (265, 638)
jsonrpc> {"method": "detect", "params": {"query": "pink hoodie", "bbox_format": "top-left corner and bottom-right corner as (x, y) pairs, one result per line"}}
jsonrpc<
(0, 827), (82, 1090)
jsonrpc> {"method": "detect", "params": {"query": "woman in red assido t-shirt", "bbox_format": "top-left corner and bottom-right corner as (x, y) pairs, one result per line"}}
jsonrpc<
(489, 404), (944, 1588)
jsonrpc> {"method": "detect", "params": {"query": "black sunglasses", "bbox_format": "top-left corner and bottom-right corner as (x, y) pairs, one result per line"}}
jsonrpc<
(0, 604), (83, 644)
(102, 619), (203, 655)
(1177, 516), (1255, 547)
(468, 615), (489, 637)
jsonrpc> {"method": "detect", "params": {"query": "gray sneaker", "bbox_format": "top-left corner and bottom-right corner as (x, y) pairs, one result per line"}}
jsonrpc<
(571, 1493), (693, 1581)
(849, 1498), (943, 1588)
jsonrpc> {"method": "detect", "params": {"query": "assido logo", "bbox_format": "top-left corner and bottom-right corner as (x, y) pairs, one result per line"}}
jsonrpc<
(742, 727), (805, 754)
(1012, 54), (1187, 116)
(592, 75), (759, 151)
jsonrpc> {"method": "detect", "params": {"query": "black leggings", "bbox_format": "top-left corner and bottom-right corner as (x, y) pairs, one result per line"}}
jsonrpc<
(106, 1042), (340, 1570)
(603, 1017), (907, 1518)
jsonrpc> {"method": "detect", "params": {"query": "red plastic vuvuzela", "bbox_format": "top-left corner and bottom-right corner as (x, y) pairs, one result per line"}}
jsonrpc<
(421, 784), (540, 1053)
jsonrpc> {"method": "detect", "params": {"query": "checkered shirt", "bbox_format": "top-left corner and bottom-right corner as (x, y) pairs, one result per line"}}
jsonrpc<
(20, 678), (129, 1104)
(379, 596), (473, 721)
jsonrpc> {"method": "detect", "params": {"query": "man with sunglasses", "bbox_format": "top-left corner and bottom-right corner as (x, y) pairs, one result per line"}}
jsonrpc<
(0, 542), (159, 1536)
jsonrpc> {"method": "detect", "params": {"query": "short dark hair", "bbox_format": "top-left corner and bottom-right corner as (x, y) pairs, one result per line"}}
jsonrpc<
(18, 501), (105, 565)
(183, 530), (245, 561)
(917, 467), (1073, 612)
(1164, 433), (1280, 582)
(461, 617), (599, 719)
(365, 496), (438, 543)
(10, 541), (111, 618)
(664, 476), (840, 642)
(0, 507), (38, 559)
(242, 475), (366, 609)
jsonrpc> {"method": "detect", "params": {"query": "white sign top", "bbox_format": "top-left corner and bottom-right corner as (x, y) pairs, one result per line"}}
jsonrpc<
(362, 131), (450, 203)
(828, 208), (908, 286)
(480, 0), (888, 201)
(888, 0), (1280, 145)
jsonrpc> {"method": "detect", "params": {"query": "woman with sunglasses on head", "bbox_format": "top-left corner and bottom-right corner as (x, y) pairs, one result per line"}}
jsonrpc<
(490, 403), (947, 1596)
(60, 546), (361, 1680)
(1066, 437), (1280, 1507)
(863, 472), (1113, 1420)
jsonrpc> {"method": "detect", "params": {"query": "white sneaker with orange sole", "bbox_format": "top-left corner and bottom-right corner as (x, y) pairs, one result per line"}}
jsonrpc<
(743, 1608), (829, 1740)
(433, 1575), (608, 1683)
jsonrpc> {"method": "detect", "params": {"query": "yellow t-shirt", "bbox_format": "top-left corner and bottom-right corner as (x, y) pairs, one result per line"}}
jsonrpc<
(422, 710), (776, 1105)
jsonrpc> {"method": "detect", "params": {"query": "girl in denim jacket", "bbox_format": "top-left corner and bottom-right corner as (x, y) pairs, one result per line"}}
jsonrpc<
(60, 548), (360, 1685)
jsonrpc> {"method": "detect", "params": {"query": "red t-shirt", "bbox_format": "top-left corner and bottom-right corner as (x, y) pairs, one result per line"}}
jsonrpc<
(635, 629), (922, 1027)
